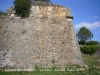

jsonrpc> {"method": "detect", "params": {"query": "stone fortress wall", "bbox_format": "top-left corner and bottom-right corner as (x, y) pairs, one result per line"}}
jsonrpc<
(0, 1), (85, 70)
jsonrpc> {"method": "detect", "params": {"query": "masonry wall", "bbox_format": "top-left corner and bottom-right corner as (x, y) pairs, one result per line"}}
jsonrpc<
(0, 3), (84, 70)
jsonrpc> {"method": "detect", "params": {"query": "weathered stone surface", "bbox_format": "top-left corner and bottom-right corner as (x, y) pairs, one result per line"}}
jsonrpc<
(0, 2), (85, 70)
(94, 43), (100, 57)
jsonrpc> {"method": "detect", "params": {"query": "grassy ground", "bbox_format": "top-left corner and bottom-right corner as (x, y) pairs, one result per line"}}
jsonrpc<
(0, 55), (100, 75)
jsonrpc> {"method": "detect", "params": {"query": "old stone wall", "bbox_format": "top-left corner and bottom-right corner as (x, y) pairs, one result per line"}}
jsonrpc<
(0, 2), (84, 70)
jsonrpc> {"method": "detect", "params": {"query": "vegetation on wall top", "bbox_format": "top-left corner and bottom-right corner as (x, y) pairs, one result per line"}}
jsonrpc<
(14, 0), (31, 17)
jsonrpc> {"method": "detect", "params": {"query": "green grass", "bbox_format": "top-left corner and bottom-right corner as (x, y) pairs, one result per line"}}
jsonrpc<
(83, 55), (100, 66)
(0, 55), (100, 75)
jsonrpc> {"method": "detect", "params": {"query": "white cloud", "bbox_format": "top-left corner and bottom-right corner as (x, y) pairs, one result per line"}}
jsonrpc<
(75, 22), (100, 31)
(89, 16), (100, 19)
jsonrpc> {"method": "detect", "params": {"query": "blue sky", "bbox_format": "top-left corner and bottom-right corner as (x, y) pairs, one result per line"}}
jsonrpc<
(0, 0), (100, 42)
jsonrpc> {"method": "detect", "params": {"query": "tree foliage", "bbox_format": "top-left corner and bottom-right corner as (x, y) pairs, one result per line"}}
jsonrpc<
(78, 40), (85, 45)
(77, 26), (93, 45)
(14, 0), (31, 17)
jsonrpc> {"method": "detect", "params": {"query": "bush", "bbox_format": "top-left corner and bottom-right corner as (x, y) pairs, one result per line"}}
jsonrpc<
(80, 45), (100, 55)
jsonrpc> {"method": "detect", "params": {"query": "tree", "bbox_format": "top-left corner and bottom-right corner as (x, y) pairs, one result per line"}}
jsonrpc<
(77, 26), (93, 45)
(78, 40), (85, 45)
(86, 40), (99, 45)
(33, 0), (50, 3)
(14, 0), (31, 17)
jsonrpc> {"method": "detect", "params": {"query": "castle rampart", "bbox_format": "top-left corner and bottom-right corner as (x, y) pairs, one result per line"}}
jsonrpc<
(0, 2), (85, 71)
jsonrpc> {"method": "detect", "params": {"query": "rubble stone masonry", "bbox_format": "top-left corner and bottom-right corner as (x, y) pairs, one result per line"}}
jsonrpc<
(0, 2), (85, 71)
